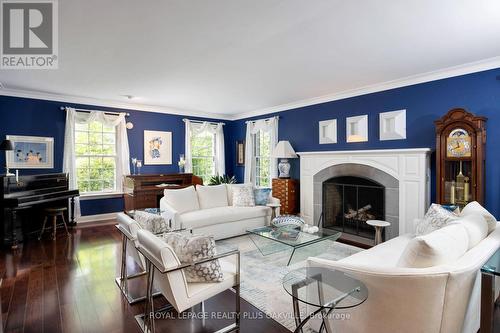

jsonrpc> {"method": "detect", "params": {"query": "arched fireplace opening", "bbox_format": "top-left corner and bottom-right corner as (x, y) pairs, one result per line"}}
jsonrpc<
(323, 176), (385, 241)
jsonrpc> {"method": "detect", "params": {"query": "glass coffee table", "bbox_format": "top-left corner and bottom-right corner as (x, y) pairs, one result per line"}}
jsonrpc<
(247, 226), (342, 265)
(283, 266), (368, 333)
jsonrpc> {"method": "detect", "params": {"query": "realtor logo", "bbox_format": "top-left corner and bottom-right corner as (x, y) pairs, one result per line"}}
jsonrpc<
(1, 0), (58, 69)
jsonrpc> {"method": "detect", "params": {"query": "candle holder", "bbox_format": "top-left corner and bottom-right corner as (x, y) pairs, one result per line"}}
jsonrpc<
(136, 160), (142, 175)
(178, 154), (186, 173)
(131, 157), (137, 175)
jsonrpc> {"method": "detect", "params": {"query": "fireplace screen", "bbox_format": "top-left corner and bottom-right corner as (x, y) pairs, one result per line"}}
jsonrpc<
(322, 176), (385, 240)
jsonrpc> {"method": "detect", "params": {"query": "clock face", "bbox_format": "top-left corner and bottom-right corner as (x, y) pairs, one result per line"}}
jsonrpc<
(446, 128), (471, 158)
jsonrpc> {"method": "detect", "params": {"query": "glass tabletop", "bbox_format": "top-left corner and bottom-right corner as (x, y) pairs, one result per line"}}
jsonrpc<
(247, 226), (341, 248)
(481, 247), (500, 276)
(282, 267), (368, 309)
(125, 208), (164, 218)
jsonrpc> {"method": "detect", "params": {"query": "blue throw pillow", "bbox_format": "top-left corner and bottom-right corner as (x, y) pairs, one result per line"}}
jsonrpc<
(254, 188), (272, 206)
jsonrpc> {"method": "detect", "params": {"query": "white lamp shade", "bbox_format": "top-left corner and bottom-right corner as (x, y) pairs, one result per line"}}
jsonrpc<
(272, 141), (298, 158)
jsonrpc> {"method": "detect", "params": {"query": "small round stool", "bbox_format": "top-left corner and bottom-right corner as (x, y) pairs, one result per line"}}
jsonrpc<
(366, 220), (391, 245)
(38, 207), (70, 241)
(266, 203), (281, 221)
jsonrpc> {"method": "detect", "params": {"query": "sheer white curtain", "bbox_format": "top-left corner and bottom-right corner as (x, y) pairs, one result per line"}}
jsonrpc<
(63, 107), (130, 219)
(184, 119), (225, 175)
(244, 116), (279, 185)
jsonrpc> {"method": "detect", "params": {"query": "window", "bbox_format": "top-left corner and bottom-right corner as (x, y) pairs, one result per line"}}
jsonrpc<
(253, 130), (271, 187)
(191, 129), (216, 184)
(75, 121), (117, 194)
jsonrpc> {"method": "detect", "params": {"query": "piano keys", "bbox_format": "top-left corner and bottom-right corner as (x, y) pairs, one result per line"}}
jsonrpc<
(123, 173), (202, 211)
(0, 173), (79, 248)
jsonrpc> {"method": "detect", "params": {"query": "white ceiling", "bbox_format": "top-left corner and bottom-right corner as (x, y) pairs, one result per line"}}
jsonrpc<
(2, 0), (500, 119)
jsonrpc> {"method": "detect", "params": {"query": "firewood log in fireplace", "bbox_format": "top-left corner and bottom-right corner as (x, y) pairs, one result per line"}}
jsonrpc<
(344, 204), (375, 221)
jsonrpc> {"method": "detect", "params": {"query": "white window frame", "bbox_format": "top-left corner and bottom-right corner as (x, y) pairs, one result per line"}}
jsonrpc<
(190, 128), (217, 183)
(74, 122), (118, 195)
(252, 130), (271, 188)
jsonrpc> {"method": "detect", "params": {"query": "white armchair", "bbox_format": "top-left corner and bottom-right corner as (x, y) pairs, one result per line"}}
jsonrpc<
(306, 225), (500, 333)
(136, 229), (241, 333)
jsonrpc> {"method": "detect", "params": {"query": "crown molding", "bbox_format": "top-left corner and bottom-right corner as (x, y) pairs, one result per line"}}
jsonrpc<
(1, 56), (500, 121)
(232, 56), (500, 120)
(0, 87), (233, 120)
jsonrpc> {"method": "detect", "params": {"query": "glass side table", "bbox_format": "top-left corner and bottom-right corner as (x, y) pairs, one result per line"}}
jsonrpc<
(283, 266), (368, 333)
(480, 247), (500, 333)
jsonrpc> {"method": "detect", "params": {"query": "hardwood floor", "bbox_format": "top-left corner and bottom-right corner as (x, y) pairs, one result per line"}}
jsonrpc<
(0, 224), (289, 333)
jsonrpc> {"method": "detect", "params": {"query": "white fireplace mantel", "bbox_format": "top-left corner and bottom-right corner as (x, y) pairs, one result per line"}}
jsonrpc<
(298, 148), (431, 236)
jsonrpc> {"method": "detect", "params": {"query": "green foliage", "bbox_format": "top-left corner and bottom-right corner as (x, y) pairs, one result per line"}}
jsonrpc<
(75, 121), (117, 193)
(255, 130), (271, 187)
(191, 130), (216, 184)
(208, 175), (237, 185)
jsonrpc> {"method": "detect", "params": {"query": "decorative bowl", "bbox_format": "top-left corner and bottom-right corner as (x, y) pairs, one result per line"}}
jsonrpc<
(271, 215), (305, 230)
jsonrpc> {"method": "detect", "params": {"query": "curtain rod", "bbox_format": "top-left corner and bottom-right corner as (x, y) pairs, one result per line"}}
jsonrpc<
(183, 118), (225, 126)
(60, 106), (130, 117)
(245, 116), (279, 124)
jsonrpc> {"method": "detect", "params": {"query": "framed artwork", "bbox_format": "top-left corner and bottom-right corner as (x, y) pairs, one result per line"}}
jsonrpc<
(236, 140), (245, 166)
(379, 109), (406, 141)
(346, 115), (368, 143)
(144, 130), (172, 165)
(6, 135), (54, 169)
(319, 119), (337, 144)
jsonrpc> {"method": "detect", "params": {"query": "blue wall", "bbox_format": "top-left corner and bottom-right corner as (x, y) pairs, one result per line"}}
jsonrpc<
(227, 67), (500, 218)
(2, 67), (500, 218)
(0, 95), (229, 215)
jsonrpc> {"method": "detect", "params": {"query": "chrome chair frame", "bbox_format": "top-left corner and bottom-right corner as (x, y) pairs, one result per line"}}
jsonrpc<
(135, 244), (241, 333)
(115, 224), (161, 304)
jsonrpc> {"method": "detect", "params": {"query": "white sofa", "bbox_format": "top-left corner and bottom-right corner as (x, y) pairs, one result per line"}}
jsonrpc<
(308, 214), (500, 333)
(159, 184), (279, 240)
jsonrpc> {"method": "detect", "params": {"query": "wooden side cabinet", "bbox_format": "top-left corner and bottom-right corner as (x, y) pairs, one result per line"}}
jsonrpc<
(272, 178), (299, 215)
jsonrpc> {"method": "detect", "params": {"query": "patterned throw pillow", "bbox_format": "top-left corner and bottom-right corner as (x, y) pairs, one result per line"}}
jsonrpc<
(134, 211), (169, 234)
(232, 186), (255, 207)
(162, 233), (223, 283)
(254, 188), (271, 206)
(415, 203), (459, 236)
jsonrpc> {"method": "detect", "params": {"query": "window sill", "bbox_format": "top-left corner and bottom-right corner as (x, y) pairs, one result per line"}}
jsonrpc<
(80, 192), (124, 200)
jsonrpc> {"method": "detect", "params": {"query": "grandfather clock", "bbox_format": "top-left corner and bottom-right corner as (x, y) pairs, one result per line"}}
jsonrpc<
(435, 108), (487, 207)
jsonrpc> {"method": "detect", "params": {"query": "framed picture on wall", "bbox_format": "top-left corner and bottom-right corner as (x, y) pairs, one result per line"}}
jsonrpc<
(236, 140), (245, 166)
(144, 130), (172, 165)
(6, 135), (54, 169)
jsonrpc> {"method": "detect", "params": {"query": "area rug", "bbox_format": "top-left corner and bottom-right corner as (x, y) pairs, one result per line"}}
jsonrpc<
(217, 236), (362, 331)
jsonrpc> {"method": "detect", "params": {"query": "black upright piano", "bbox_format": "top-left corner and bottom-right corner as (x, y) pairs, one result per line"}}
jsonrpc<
(0, 173), (79, 248)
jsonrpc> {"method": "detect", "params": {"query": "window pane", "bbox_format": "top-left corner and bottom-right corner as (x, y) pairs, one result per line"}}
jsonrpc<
(88, 131), (102, 145)
(103, 133), (115, 144)
(191, 130), (216, 183)
(74, 120), (117, 194)
(89, 181), (102, 192)
(253, 130), (272, 187)
(78, 181), (90, 193)
(75, 144), (89, 155)
(89, 121), (103, 132)
(76, 157), (89, 168)
(103, 125), (115, 133)
(75, 131), (88, 144)
(77, 167), (89, 180)
(101, 144), (115, 155)
(103, 180), (115, 192)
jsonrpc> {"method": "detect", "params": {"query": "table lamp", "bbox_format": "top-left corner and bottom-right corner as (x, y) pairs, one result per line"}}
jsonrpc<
(272, 141), (298, 178)
(0, 139), (14, 176)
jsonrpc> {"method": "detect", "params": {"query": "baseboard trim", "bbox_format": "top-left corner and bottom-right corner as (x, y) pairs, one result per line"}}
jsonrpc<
(77, 212), (119, 224)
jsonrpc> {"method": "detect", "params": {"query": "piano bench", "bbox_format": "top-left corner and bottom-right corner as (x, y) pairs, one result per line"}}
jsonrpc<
(38, 207), (70, 241)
